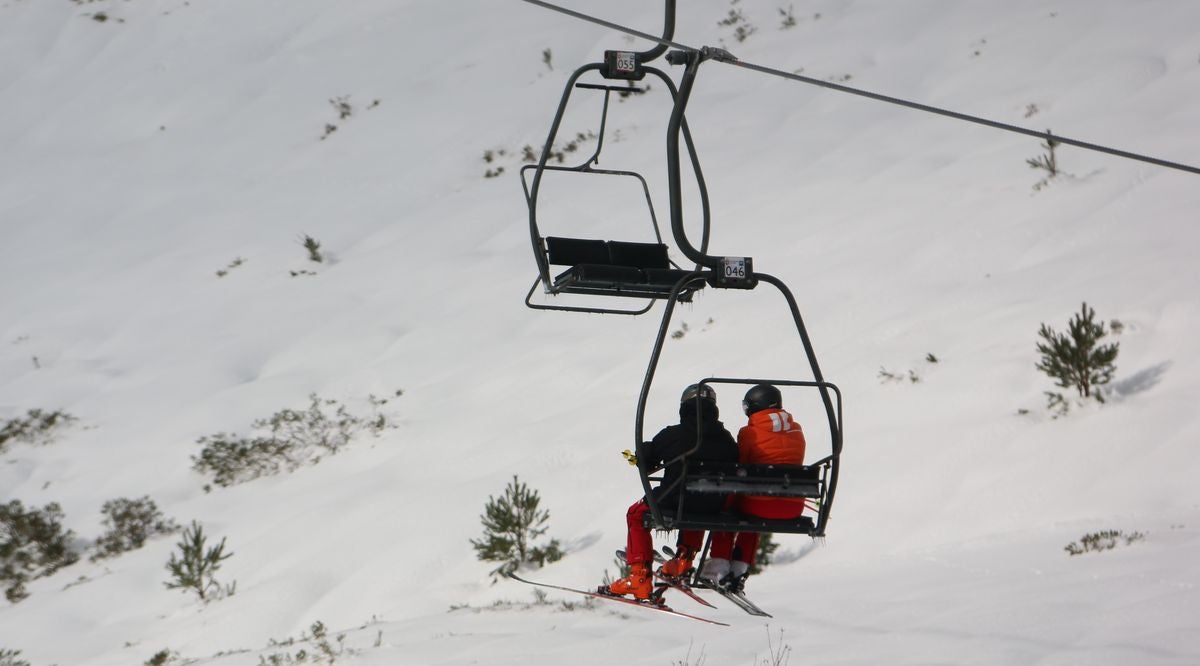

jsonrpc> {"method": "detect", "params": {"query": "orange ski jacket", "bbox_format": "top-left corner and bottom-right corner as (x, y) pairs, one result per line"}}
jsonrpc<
(737, 408), (806, 466)
(736, 407), (807, 517)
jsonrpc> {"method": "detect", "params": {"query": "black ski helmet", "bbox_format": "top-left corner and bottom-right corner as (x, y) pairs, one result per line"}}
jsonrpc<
(681, 383), (717, 405)
(742, 384), (782, 415)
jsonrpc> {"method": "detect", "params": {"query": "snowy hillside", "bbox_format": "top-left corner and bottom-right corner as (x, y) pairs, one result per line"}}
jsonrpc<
(2, 0), (1199, 664)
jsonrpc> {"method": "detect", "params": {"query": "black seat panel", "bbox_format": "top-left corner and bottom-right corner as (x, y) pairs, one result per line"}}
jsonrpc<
(546, 237), (610, 266)
(608, 241), (669, 269)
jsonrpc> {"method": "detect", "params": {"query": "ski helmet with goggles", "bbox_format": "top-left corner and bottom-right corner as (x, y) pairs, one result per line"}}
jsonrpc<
(742, 384), (782, 415)
(680, 383), (717, 405)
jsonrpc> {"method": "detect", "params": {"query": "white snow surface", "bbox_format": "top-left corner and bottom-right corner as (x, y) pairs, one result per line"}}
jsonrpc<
(2, 0), (1199, 663)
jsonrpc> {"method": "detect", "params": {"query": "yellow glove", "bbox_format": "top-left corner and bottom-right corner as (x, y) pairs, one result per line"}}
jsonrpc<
(621, 449), (638, 466)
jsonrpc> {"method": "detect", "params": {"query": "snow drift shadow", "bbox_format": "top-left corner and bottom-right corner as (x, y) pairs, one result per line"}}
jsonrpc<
(1110, 361), (1170, 399)
(562, 531), (603, 555)
(771, 538), (822, 565)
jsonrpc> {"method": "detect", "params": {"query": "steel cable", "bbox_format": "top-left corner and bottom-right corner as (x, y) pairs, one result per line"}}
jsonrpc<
(519, 0), (1200, 176)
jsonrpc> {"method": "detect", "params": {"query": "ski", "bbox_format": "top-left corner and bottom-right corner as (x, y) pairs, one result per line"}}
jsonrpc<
(662, 546), (772, 617)
(691, 579), (772, 617)
(505, 572), (729, 626)
(655, 573), (718, 608)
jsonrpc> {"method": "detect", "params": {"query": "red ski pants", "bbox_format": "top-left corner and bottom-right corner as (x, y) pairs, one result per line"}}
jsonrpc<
(624, 499), (704, 566)
(708, 496), (805, 564)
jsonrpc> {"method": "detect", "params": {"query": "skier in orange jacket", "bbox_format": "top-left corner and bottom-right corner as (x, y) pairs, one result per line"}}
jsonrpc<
(701, 384), (806, 591)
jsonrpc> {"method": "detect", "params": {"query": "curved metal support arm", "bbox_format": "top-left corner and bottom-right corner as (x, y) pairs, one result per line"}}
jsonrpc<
(644, 66), (712, 260)
(634, 0), (676, 64)
(528, 63), (603, 288)
(666, 52), (721, 269)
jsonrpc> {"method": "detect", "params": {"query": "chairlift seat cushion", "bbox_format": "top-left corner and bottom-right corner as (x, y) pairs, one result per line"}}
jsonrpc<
(546, 237), (611, 267)
(683, 461), (822, 498)
(608, 241), (669, 269)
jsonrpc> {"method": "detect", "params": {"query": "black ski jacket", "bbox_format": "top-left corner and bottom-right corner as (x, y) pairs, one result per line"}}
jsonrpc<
(641, 400), (738, 512)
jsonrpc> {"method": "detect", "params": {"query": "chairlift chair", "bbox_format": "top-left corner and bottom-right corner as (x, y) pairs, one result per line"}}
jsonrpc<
(523, 5), (715, 315)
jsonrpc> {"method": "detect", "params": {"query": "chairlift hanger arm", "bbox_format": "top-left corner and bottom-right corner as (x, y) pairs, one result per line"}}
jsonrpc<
(666, 52), (708, 268)
(632, 0), (676, 64)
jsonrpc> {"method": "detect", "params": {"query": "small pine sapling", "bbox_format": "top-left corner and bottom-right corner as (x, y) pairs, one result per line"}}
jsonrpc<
(1036, 302), (1119, 403)
(301, 235), (323, 263)
(1027, 129), (1060, 190)
(164, 521), (234, 602)
(470, 475), (563, 577)
(748, 533), (778, 575)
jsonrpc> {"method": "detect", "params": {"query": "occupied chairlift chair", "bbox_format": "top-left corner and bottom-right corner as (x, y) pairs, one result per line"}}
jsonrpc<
(641, 379), (842, 539)
(629, 47), (844, 541)
(523, 4), (715, 315)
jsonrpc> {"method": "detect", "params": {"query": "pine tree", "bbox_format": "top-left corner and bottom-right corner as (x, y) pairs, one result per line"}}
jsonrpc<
(164, 521), (233, 601)
(470, 475), (562, 576)
(749, 533), (779, 575)
(1036, 302), (1119, 400)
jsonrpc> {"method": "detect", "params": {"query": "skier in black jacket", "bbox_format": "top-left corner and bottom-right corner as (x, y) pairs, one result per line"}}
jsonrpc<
(603, 384), (737, 601)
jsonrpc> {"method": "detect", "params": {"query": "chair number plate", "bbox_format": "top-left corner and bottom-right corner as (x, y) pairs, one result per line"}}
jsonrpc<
(614, 52), (636, 73)
(722, 257), (747, 279)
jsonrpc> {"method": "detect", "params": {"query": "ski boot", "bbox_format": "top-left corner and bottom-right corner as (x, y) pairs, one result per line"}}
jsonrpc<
(659, 545), (695, 580)
(602, 562), (653, 601)
(721, 560), (751, 593)
(698, 557), (731, 587)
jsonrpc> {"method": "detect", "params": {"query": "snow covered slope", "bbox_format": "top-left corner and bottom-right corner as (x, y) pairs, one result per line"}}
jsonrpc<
(1, 0), (1198, 664)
